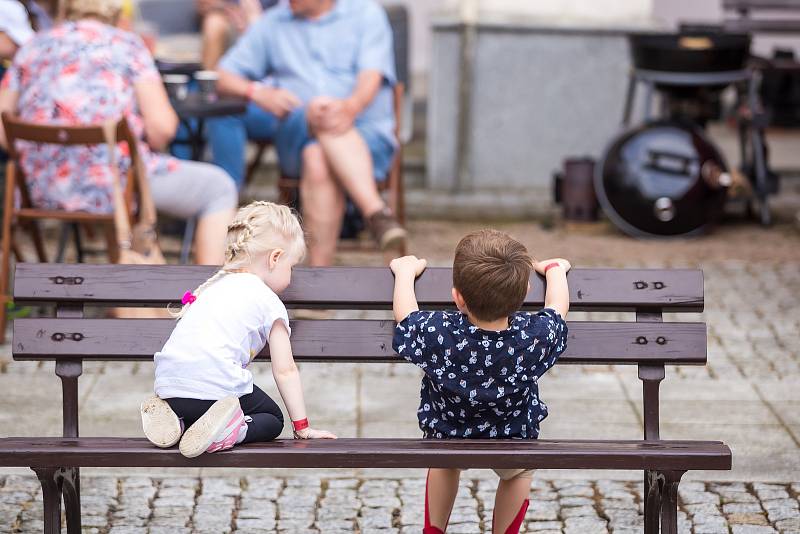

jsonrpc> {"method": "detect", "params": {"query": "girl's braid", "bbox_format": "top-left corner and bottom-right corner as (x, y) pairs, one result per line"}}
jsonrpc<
(226, 219), (256, 263)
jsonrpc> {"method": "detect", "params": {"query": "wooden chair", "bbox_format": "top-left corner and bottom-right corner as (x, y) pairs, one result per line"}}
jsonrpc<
(0, 113), (139, 343)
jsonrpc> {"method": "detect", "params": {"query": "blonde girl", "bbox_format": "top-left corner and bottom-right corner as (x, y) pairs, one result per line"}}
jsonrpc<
(141, 201), (335, 458)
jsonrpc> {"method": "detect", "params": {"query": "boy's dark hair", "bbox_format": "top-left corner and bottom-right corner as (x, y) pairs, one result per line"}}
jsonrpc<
(453, 230), (533, 321)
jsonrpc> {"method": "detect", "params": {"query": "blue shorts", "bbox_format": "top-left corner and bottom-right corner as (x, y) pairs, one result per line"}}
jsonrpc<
(251, 104), (396, 182)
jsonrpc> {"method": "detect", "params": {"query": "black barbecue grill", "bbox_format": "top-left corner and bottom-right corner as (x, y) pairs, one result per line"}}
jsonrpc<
(595, 29), (774, 237)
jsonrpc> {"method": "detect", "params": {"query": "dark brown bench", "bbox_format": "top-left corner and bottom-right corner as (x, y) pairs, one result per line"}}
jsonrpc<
(0, 263), (731, 534)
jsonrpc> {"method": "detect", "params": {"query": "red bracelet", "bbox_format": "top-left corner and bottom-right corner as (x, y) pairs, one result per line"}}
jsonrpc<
(544, 262), (562, 274)
(292, 418), (309, 432)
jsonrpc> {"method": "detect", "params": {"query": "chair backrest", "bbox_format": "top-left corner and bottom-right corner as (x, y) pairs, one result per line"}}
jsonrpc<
(1, 113), (141, 164)
(1, 113), (142, 208)
(385, 4), (410, 90)
(137, 0), (199, 35)
(723, 0), (800, 33)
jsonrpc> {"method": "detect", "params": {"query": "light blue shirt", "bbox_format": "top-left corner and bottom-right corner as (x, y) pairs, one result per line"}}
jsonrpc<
(220, 0), (396, 146)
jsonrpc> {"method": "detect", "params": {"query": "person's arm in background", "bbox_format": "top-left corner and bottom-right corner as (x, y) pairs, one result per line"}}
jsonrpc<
(0, 32), (18, 61)
(126, 30), (178, 151)
(389, 255), (428, 322)
(308, 71), (382, 135)
(309, 3), (395, 135)
(0, 88), (20, 149)
(215, 16), (301, 118)
(134, 81), (178, 151)
(533, 259), (571, 319)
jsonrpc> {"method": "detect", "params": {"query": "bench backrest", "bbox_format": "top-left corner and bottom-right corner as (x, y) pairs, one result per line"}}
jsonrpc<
(12, 263), (706, 443)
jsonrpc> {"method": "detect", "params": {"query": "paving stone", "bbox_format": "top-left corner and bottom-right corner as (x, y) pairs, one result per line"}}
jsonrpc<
(527, 521), (563, 532)
(726, 503), (768, 514)
(563, 515), (608, 534)
(730, 525), (778, 534)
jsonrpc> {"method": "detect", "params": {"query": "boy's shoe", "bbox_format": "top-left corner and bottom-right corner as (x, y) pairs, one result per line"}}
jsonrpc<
(178, 396), (244, 458)
(140, 396), (183, 448)
(368, 207), (407, 251)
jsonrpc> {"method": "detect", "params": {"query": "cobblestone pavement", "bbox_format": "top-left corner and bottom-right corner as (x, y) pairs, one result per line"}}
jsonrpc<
(1, 204), (799, 531)
(3, 475), (800, 533)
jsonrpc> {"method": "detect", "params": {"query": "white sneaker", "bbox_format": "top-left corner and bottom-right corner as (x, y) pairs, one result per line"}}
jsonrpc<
(178, 396), (243, 458)
(140, 396), (183, 448)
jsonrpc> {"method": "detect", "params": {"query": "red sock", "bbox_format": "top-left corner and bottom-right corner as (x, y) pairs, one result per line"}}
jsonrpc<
(423, 472), (446, 534)
(502, 499), (529, 534)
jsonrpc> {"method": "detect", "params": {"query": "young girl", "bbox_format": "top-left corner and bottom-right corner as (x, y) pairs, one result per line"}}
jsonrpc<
(141, 201), (335, 458)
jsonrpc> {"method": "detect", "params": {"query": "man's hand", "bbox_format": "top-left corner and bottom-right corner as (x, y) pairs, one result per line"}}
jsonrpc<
(251, 85), (301, 118)
(294, 427), (337, 439)
(307, 97), (356, 135)
(390, 255), (428, 279)
(534, 258), (571, 276)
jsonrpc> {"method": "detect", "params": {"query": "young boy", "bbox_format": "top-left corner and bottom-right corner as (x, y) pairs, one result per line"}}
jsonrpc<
(390, 229), (570, 534)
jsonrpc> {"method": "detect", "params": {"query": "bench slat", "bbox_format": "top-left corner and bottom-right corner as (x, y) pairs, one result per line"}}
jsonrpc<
(12, 264), (704, 311)
(0, 438), (732, 470)
(13, 319), (707, 364)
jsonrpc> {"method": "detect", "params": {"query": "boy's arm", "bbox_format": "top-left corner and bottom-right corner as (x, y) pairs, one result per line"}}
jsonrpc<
(389, 256), (428, 322)
(534, 258), (571, 319)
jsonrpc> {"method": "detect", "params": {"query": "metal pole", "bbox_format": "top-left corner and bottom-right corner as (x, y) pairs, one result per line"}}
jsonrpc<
(454, 0), (478, 193)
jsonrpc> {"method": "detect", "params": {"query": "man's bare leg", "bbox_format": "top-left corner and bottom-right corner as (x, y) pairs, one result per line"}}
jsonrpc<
(316, 128), (406, 250)
(299, 143), (346, 266)
(201, 11), (231, 69)
(315, 129), (384, 217)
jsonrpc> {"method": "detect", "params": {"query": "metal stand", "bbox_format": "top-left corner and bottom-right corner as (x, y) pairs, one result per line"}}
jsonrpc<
(170, 117), (206, 265)
(622, 68), (772, 225)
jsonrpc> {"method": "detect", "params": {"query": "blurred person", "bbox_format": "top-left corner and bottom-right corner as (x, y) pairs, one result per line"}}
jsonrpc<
(0, 0), (238, 265)
(0, 0), (35, 62)
(209, 0), (406, 266)
(197, 0), (277, 69)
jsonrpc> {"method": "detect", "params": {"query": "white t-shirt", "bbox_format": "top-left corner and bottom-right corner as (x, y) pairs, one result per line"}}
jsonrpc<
(0, 0), (34, 46)
(154, 273), (290, 400)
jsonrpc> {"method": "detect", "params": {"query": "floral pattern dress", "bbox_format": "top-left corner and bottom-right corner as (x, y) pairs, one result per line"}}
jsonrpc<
(1, 20), (178, 213)
(393, 309), (569, 440)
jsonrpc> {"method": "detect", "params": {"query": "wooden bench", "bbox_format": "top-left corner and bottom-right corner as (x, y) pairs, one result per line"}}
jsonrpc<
(0, 263), (731, 534)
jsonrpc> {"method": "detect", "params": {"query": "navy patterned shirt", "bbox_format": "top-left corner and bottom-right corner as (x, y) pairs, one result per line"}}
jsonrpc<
(393, 309), (568, 439)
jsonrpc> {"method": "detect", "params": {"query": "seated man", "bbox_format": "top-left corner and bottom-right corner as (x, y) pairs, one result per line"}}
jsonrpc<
(209, 0), (407, 265)
(197, 0), (275, 69)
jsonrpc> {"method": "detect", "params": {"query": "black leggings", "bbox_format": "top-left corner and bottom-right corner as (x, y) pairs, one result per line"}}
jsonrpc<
(166, 385), (284, 444)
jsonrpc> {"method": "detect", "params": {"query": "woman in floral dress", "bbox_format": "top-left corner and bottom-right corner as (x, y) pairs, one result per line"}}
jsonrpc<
(0, 0), (237, 264)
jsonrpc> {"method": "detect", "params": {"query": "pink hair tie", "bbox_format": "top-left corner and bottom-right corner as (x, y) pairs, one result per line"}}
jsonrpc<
(181, 291), (197, 306)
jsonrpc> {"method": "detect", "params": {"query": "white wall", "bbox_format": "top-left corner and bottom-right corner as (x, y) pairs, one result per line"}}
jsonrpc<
(395, 0), (800, 94)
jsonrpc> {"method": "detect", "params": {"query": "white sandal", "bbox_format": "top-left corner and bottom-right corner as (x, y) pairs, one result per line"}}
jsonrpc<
(178, 396), (243, 458)
(140, 396), (183, 448)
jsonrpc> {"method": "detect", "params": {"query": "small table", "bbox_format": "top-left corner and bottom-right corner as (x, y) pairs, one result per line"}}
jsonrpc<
(171, 93), (248, 160)
(168, 93), (247, 262)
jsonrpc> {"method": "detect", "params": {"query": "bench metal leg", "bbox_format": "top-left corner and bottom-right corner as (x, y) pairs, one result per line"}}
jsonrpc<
(60, 468), (81, 534)
(644, 470), (663, 534)
(660, 470), (684, 534)
(33, 467), (63, 534)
